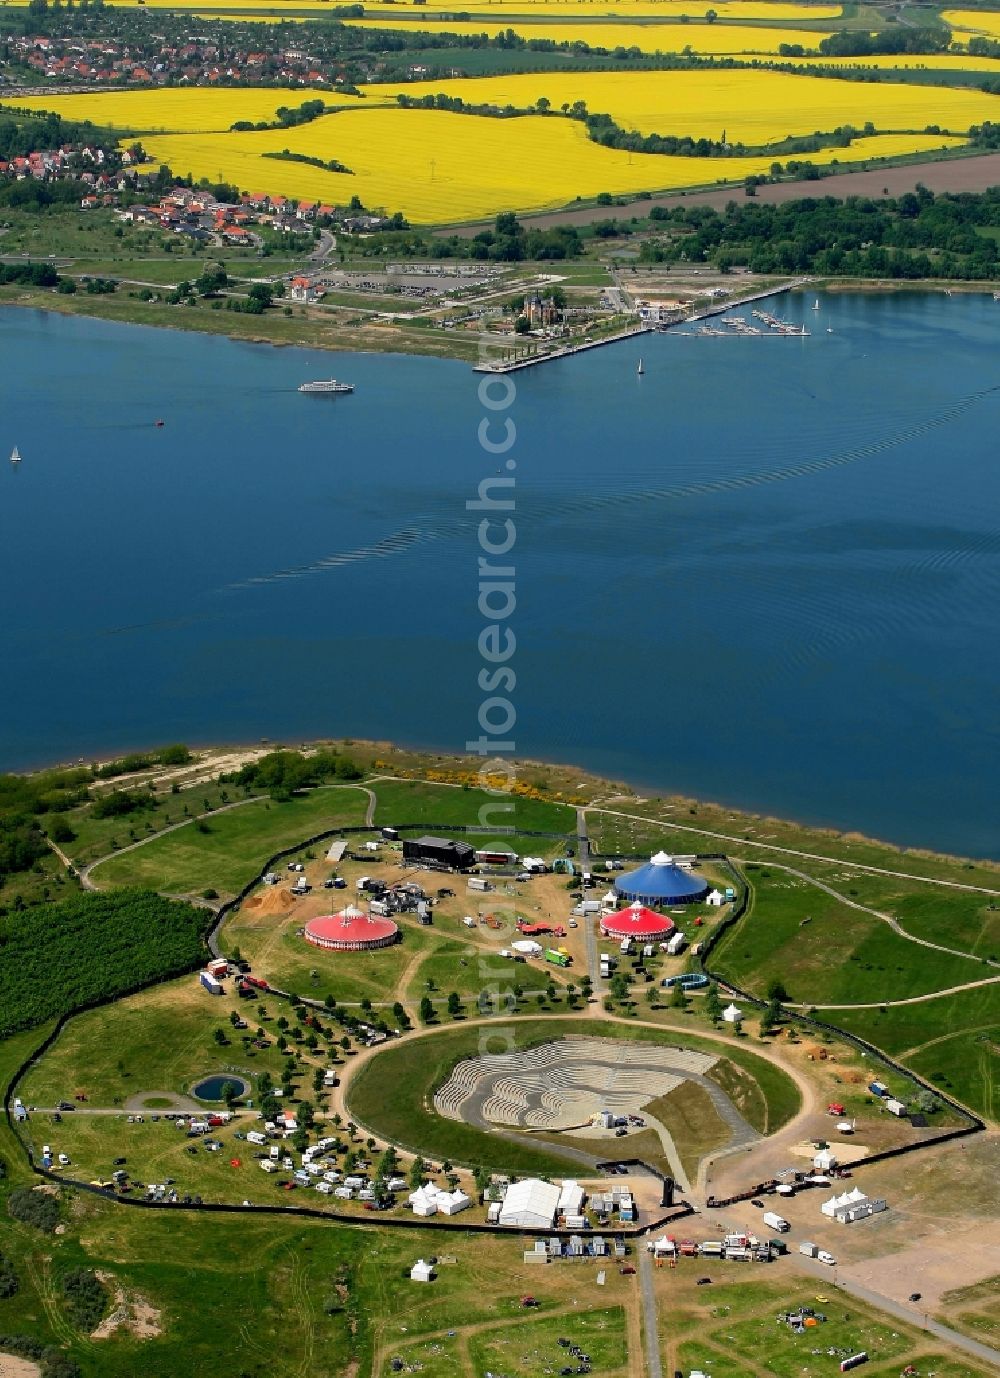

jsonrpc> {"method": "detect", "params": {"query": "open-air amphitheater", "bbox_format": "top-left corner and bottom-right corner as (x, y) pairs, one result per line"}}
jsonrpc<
(434, 1036), (760, 1145)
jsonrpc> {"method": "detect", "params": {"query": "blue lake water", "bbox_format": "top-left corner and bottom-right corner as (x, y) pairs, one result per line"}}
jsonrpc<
(1, 294), (998, 856)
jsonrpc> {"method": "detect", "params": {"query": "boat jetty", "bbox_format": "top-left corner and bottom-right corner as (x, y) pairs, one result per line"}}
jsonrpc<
(680, 309), (810, 339)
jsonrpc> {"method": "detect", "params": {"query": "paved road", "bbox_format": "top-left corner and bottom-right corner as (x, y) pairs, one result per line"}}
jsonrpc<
(638, 1247), (664, 1378)
(798, 1261), (1000, 1371)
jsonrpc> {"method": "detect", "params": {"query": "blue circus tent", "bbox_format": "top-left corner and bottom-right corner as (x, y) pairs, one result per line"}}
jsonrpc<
(614, 851), (709, 905)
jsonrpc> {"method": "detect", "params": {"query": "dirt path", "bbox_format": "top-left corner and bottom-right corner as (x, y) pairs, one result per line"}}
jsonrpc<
(810, 975), (1000, 1011)
(586, 806), (1000, 896)
(765, 862), (999, 973)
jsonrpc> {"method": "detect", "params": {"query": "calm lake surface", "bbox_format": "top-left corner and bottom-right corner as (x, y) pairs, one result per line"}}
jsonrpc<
(1, 293), (998, 856)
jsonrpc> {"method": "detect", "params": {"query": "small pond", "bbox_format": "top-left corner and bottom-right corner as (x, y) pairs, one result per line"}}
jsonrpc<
(192, 1074), (250, 1102)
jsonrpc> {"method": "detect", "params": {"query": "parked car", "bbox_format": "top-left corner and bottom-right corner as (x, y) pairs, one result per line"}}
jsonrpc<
(817, 1251), (837, 1266)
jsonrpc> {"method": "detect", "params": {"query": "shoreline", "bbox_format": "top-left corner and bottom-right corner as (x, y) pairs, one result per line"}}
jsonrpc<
(22, 732), (1000, 872)
(4, 276), (1000, 367)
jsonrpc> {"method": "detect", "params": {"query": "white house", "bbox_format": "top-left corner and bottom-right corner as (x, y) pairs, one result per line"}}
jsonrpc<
(498, 1178), (561, 1229)
(410, 1259), (435, 1283)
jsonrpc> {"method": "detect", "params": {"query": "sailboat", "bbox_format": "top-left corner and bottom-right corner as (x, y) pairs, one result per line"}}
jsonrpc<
(637, 358), (645, 376)
(812, 298), (820, 310)
(9, 446), (21, 466)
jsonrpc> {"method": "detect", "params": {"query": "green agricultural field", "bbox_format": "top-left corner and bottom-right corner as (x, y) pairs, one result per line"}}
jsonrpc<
(711, 866), (991, 1005)
(90, 784), (370, 897)
(371, 778), (576, 836)
(17, 976), (293, 1107)
(346, 1017), (799, 1174)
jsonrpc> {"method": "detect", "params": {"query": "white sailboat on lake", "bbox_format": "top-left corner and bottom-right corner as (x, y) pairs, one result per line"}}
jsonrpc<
(9, 446), (21, 466)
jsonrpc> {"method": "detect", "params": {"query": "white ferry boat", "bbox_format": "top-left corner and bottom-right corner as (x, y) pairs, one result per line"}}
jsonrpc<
(298, 379), (354, 394)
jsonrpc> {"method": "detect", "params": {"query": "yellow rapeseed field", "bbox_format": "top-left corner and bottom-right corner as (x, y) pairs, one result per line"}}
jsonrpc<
(136, 110), (960, 222)
(942, 8), (1000, 38)
(361, 0), (842, 14)
(6, 87), (362, 132)
(369, 68), (1000, 142)
(344, 18), (832, 53)
(0, 0), (842, 12)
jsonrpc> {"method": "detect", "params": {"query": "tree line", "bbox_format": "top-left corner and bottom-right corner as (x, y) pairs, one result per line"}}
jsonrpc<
(640, 186), (1000, 280)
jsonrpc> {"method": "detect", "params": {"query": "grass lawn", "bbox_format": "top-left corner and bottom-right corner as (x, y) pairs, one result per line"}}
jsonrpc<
(347, 1017), (799, 1173)
(585, 802), (1000, 890)
(64, 776), (250, 866)
(937, 1274), (1000, 1348)
(0, 1197), (371, 1378)
(469, 1306), (629, 1377)
(18, 975), (293, 1107)
(647, 1080), (731, 1182)
(90, 784), (369, 897)
(712, 866), (990, 1005)
(834, 982), (1000, 1121)
(371, 778), (576, 836)
(225, 902), (439, 1005)
(405, 937), (556, 1002)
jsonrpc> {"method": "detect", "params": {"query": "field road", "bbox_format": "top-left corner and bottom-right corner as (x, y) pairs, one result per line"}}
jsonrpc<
(57, 781), (377, 895)
(796, 1258), (1000, 1371)
(767, 862), (1000, 972)
(586, 806), (1000, 896)
(808, 974), (1000, 1011)
(638, 1247), (664, 1378)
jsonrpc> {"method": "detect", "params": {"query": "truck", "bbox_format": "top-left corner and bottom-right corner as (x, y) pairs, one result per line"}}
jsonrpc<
(469, 877), (491, 893)
(868, 1081), (889, 1099)
(666, 931), (687, 956)
(207, 958), (229, 979)
(799, 1241), (819, 1258)
(462, 916), (477, 929)
(545, 948), (570, 967)
(763, 1211), (790, 1233)
(571, 901), (600, 917)
(199, 971), (223, 996)
(381, 826), (400, 841)
(243, 975), (268, 992)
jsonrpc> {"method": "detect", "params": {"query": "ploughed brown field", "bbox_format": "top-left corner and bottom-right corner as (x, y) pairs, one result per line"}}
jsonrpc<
(446, 150), (1000, 235)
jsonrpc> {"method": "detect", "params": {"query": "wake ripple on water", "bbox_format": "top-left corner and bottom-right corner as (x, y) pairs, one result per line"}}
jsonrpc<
(217, 382), (1000, 598)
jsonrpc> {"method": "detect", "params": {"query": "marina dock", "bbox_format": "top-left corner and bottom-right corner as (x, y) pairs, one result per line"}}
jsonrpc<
(473, 277), (812, 372)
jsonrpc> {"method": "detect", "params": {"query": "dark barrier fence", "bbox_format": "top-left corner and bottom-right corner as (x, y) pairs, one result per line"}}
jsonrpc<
(690, 859), (985, 1134)
(11, 1158), (693, 1241)
(4, 819), (985, 1233)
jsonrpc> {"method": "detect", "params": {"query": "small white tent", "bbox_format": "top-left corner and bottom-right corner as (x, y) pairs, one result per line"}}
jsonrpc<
(722, 1003), (743, 1024)
(410, 1259), (435, 1283)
